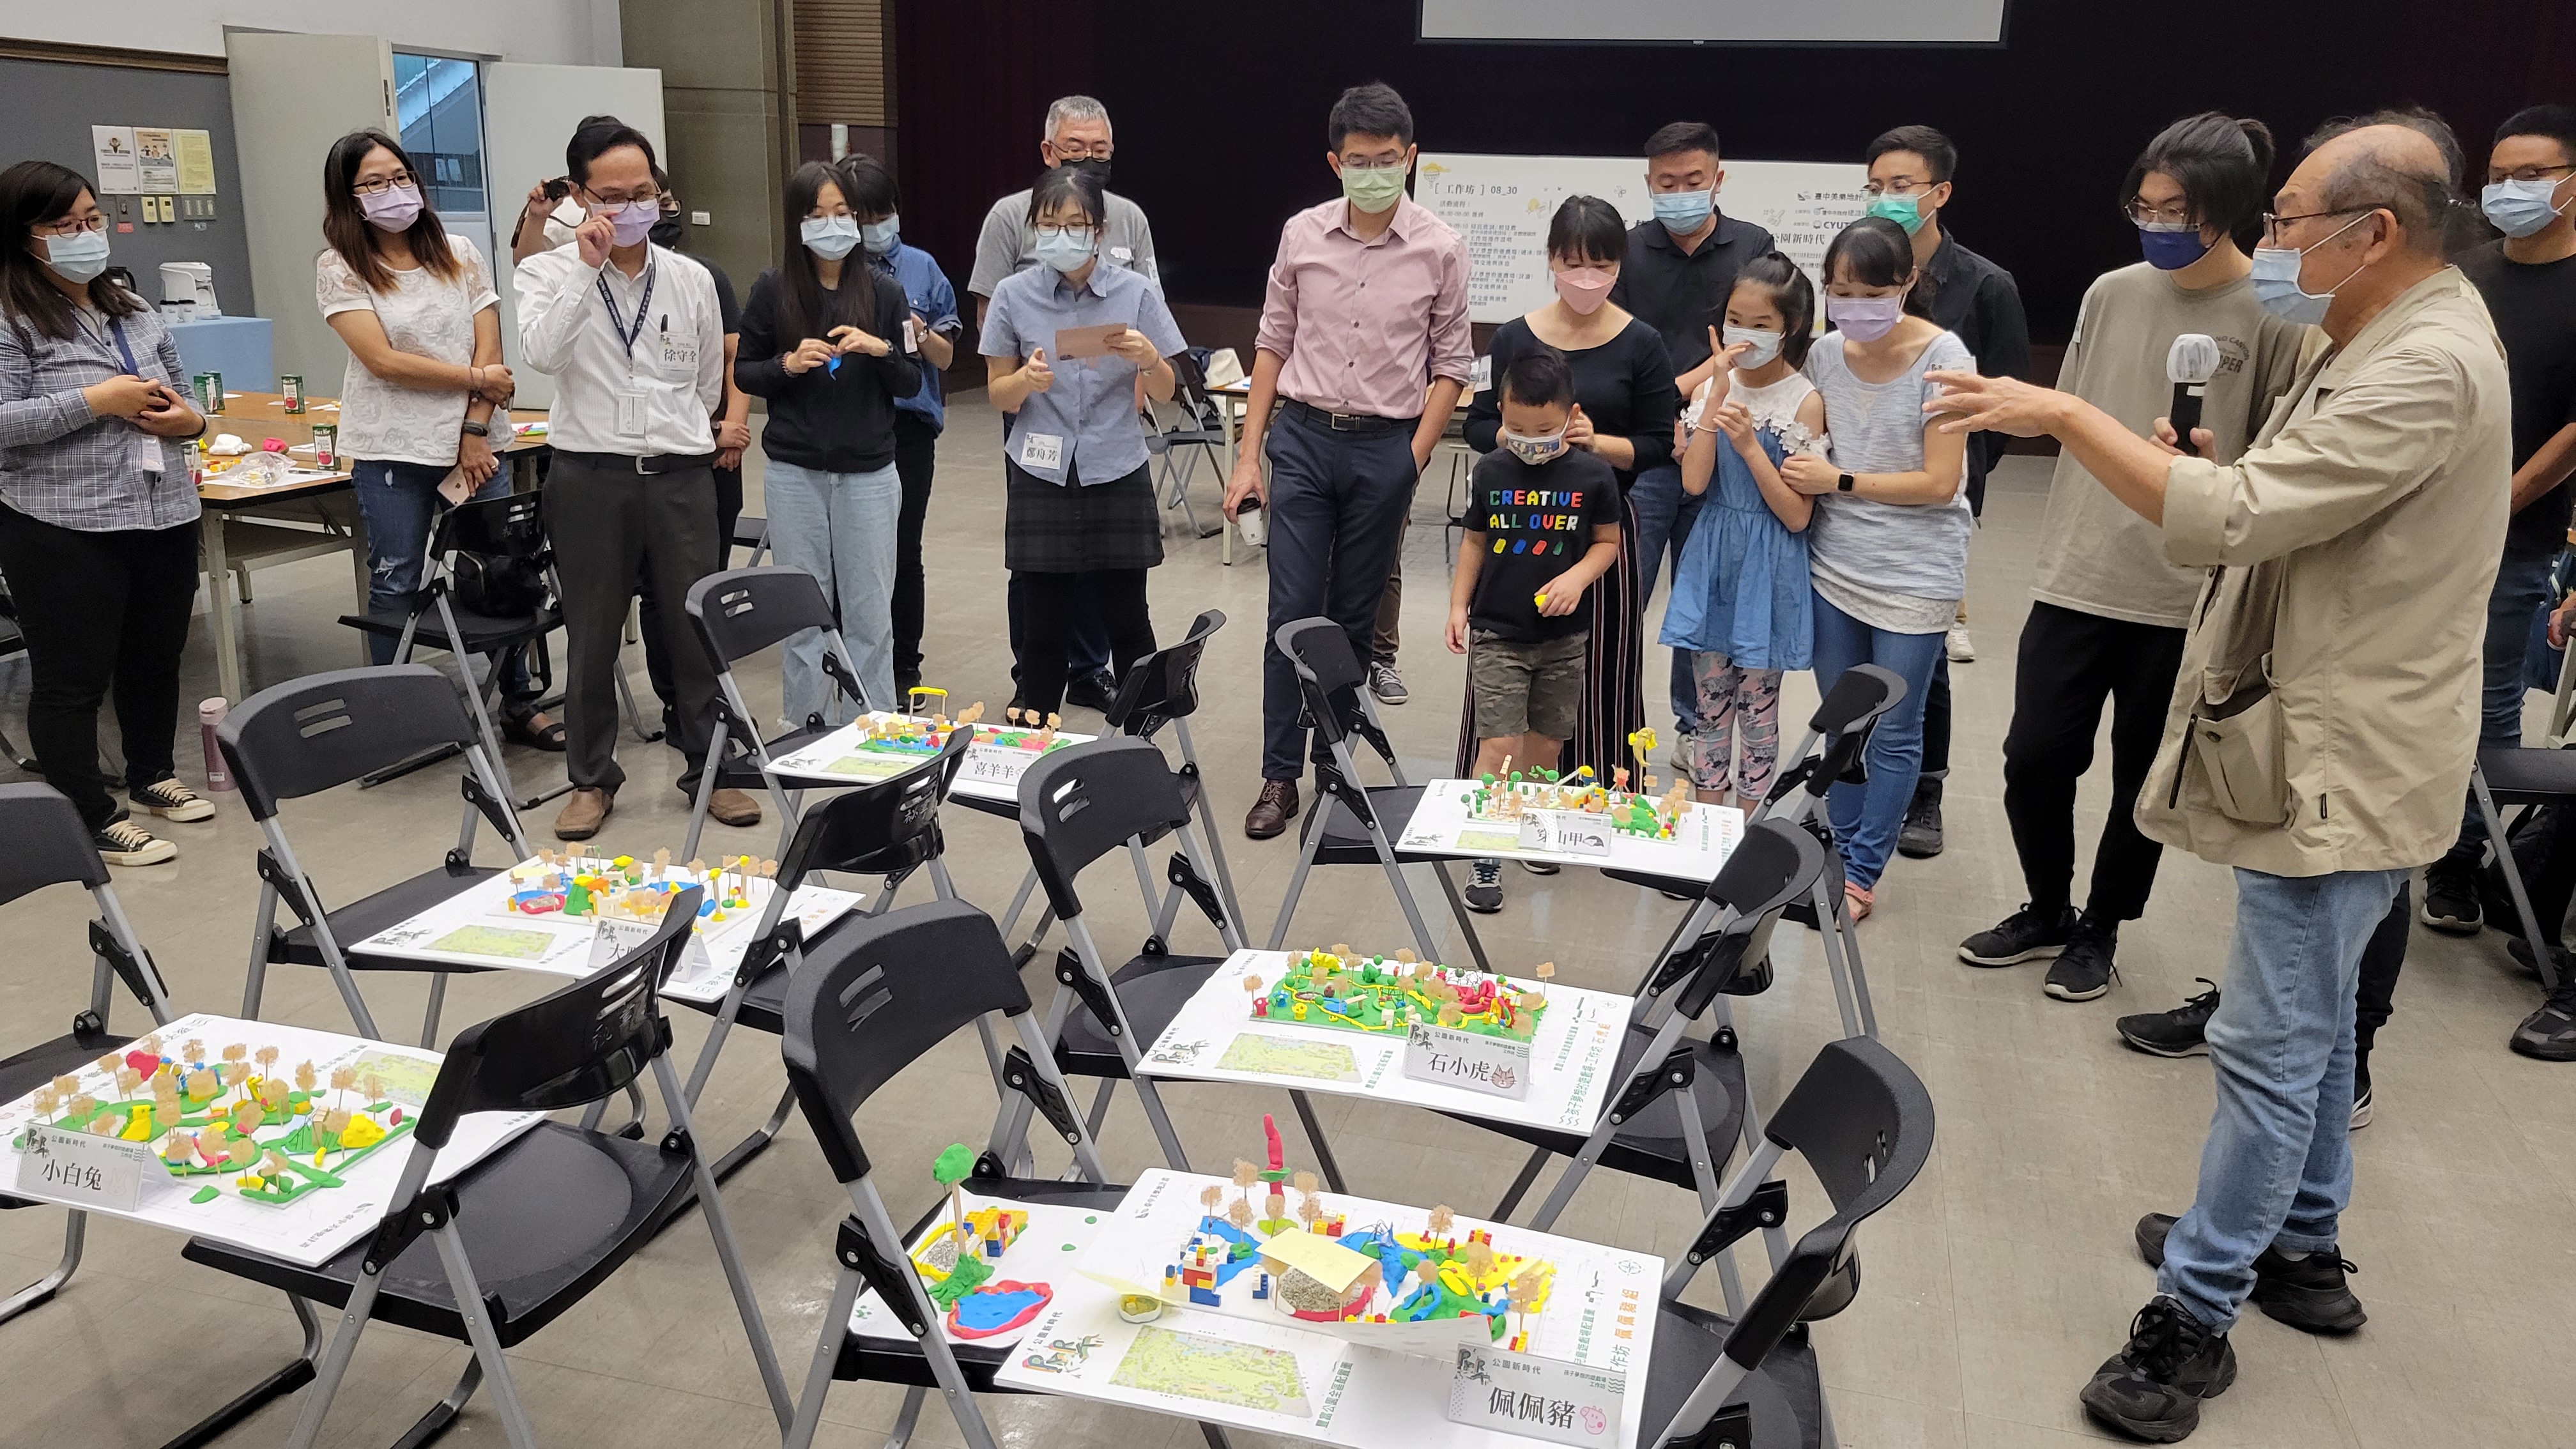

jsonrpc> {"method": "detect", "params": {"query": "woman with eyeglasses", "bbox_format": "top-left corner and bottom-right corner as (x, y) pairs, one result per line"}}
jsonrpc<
(734, 160), (922, 720)
(314, 128), (555, 749)
(979, 166), (1186, 720)
(0, 160), (210, 865)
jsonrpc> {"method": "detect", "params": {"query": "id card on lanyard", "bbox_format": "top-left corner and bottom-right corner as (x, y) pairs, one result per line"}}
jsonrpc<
(598, 257), (658, 440)
(84, 313), (164, 477)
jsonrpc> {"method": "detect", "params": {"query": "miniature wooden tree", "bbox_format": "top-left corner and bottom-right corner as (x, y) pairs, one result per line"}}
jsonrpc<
(1292, 1170), (1319, 1201)
(1296, 1192), (1324, 1234)
(185, 1068), (218, 1101)
(1464, 1240), (1496, 1278)
(1265, 1190), (1287, 1225)
(1426, 1204), (1455, 1243)
(293, 1061), (318, 1094)
(1200, 1184), (1225, 1220)
(31, 1087), (59, 1121)
(52, 1073), (79, 1098)
(114, 1066), (142, 1098)
(255, 1045), (280, 1078)
(1232, 1158), (1261, 1212)
(1227, 1199), (1255, 1233)
(225, 1135), (257, 1167)
(360, 1072), (387, 1114)
(1438, 1002), (1463, 1028)
(259, 1080), (289, 1112)
(96, 1052), (121, 1076)
(68, 1092), (96, 1120)
(328, 1066), (358, 1112)
(180, 1039), (203, 1064)
(1241, 974), (1264, 997)
(233, 1102), (265, 1136)
(1508, 1267), (1546, 1338)
(88, 1112), (118, 1136)
(321, 1108), (351, 1140)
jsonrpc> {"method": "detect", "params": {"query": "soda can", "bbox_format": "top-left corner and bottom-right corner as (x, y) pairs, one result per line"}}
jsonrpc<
(310, 423), (338, 470)
(280, 374), (304, 413)
(193, 371), (224, 414)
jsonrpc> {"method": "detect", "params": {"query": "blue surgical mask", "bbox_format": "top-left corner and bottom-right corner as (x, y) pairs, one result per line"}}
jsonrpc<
(861, 213), (901, 255)
(2138, 221), (2212, 272)
(801, 214), (861, 260)
(1034, 226), (1096, 273)
(2482, 178), (2570, 239)
(2249, 211), (2372, 326)
(40, 228), (111, 284)
(1500, 426), (1568, 466)
(1722, 325), (1783, 370)
(1864, 192), (1926, 235)
(1652, 188), (1713, 233)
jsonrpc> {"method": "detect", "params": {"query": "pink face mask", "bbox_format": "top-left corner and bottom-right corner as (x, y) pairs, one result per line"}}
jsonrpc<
(1552, 266), (1614, 314)
(359, 184), (423, 233)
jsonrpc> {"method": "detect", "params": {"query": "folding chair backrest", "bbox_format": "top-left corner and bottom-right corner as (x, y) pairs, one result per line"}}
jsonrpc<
(686, 566), (840, 671)
(0, 782), (107, 906)
(1724, 1036), (1933, 1361)
(434, 490), (549, 560)
(218, 665), (482, 822)
(1810, 663), (1906, 783)
(1018, 737), (1192, 921)
(1669, 820), (1827, 1018)
(413, 887), (697, 1149)
(776, 726), (969, 884)
(1105, 608), (1223, 740)
(779, 900), (1038, 1183)
(1276, 616), (1367, 752)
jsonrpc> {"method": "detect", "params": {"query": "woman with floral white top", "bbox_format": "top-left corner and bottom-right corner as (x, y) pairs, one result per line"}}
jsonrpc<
(314, 128), (556, 747)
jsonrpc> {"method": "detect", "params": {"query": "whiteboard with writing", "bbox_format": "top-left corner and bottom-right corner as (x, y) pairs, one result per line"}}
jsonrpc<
(1416, 153), (1869, 324)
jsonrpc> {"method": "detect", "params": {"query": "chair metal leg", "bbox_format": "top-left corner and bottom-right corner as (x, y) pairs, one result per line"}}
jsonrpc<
(1287, 1090), (1346, 1194)
(1063, 916), (1192, 1172)
(880, 1384), (928, 1449)
(2478, 768), (2567, 991)
(1085, 1077), (1118, 1136)
(974, 1012), (1008, 1096)
(0, 1209), (83, 1326)
(162, 1294), (323, 1449)
(240, 880), (280, 1019)
(286, 1259), (390, 1449)
(1266, 809), (1329, 949)
(654, 1050), (795, 1425)
(384, 1355), (483, 1449)
(418, 971), (450, 1049)
(784, 1265), (864, 1449)
(1811, 878), (1866, 1041)
(1489, 1146), (1551, 1223)
(1423, 858), (1495, 972)
(680, 717), (732, 864)
(851, 1177), (1002, 1449)
(427, 1224), (541, 1449)
(997, 864), (1041, 941)
(1528, 1011), (1696, 1233)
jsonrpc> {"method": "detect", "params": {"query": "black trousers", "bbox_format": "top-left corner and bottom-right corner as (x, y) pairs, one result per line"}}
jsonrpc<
(2354, 878), (2409, 1048)
(0, 502), (199, 830)
(549, 454), (721, 792)
(2000, 601), (2189, 921)
(639, 459), (741, 744)
(1260, 408), (1420, 780)
(891, 415), (938, 680)
(1922, 657), (1952, 783)
(1011, 569), (1154, 717)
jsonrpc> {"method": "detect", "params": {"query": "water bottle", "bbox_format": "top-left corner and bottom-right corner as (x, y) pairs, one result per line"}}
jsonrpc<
(200, 698), (233, 793)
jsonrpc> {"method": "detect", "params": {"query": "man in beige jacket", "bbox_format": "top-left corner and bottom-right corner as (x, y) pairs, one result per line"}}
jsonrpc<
(1930, 110), (2511, 1443)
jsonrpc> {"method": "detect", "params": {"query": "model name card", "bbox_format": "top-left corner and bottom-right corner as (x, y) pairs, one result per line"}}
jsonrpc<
(13, 1123), (162, 1211)
(1517, 809), (1612, 857)
(1403, 1022), (1534, 1100)
(1447, 1342), (1625, 1445)
(962, 744), (1043, 788)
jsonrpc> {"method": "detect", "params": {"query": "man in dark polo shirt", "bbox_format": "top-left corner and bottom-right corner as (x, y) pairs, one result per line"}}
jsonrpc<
(1860, 123), (2031, 859)
(1607, 120), (1774, 744)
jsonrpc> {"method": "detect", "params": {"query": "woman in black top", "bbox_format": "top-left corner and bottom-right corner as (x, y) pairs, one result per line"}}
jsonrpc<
(735, 160), (921, 720)
(1459, 195), (1678, 788)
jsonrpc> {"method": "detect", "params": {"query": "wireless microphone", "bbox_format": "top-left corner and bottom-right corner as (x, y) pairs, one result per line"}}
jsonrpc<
(2166, 333), (2220, 451)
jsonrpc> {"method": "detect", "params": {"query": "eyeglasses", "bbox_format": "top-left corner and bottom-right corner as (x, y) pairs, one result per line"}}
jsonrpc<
(34, 215), (109, 238)
(1034, 224), (1098, 241)
(350, 171), (417, 197)
(583, 186), (665, 207)
(2124, 199), (2195, 228)
(1860, 179), (1933, 197)
(2487, 163), (2575, 185)
(1050, 141), (1114, 160)
(2261, 206), (2370, 243)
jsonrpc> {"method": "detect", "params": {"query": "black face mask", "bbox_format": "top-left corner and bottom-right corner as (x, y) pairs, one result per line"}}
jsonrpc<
(649, 213), (684, 249)
(1067, 157), (1112, 191)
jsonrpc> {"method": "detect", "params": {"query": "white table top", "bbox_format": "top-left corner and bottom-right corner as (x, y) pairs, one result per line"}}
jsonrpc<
(1399, 780), (1743, 881)
(992, 1167), (1661, 1448)
(763, 712), (1100, 806)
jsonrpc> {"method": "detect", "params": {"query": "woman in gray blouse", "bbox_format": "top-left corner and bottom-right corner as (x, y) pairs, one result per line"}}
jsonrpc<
(0, 160), (211, 866)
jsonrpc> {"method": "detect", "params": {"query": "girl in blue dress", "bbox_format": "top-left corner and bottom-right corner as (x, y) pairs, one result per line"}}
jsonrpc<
(1662, 254), (1827, 808)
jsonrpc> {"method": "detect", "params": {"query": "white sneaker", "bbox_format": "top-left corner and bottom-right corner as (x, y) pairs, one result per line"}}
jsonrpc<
(130, 778), (215, 822)
(1945, 622), (1976, 663)
(95, 818), (178, 866)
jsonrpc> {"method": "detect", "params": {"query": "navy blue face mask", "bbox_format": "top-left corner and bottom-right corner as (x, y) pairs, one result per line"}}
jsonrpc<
(2138, 220), (2212, 272)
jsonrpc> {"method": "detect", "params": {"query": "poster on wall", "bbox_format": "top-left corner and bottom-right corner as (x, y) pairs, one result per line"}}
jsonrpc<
(91, 126), (140, 194)
(134, 128), (180, 192)
(1416, 153), (1869, 325)
(174, 130), (217, 194)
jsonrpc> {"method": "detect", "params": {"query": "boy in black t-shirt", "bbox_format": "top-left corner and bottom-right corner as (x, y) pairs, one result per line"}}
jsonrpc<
(1444, 350), (1623, 912)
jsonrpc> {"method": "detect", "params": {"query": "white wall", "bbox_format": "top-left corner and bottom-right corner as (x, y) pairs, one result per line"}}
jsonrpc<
(5, 0), (619, 64)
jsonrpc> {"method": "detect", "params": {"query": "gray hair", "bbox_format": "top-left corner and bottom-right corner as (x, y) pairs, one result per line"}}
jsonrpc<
(2304, 107), (2469, 255)
(1043, 95), (1111, 144)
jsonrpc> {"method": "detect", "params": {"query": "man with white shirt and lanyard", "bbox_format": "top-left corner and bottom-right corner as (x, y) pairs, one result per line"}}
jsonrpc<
(514, 115), (735, 841)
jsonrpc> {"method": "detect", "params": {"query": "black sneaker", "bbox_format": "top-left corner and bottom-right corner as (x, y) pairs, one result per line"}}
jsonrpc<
(2419, 855), (2482, 935)
(1959, 903), (2078, 967)
(2134, 1213), (2367, 1333)
(1896, 778), (1944, 858)
(1064, 669), (1119, 714)
(1518, 858), (1560, 876)
(2044, 917), (2122, 1002)
(2116, 979), (2220, 1057)
(2509, 981), (2576, 1061)
(1464, 859), (1503, 914)
(2505, 933), (2571, 980)
(2080, 1296), (2237, 1443)
(2349, 1081), (2374, 1130)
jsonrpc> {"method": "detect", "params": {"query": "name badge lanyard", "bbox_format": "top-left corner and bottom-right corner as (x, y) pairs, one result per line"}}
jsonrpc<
(83, 314), (162, 475)
(597, 256), (660, 364)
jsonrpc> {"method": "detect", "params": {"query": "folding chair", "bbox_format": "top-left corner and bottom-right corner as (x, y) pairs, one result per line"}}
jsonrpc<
(779, 898), (1181, 1449)
(994, 608), (1247, 963)
(2470, 749), (2572, 995)
(669, 722), (976, 1187)
(679, 565), (873, 862)
(184, 887), (792, 1449)
(732, 512), (773, 567)
(1266, 615), (1493, 972)
(991, 737), (1343, 1188)
(0, 578), (36, 770)
(1643, 1034), (1935, 1449)
(221, 664), (530, 1046)
(1143, 352), (1226, 540)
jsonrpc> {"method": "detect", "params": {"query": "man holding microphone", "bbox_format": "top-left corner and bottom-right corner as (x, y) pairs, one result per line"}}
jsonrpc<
(1929, 112), (2509, 1442)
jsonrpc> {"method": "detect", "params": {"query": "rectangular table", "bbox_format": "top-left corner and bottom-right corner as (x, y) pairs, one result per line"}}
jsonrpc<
(765, 712), (1101, 809)
(0, 1011), (535, 1268)
(991, 1167), (1661, 1448)
(1399, 781), (1744, 882)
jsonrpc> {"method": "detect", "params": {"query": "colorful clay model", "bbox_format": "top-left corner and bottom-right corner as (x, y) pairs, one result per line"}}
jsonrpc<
(1252, 948), (1547, 1041)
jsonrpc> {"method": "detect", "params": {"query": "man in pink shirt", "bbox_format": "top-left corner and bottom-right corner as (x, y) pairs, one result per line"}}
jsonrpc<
(1223, 82), (1473, 838)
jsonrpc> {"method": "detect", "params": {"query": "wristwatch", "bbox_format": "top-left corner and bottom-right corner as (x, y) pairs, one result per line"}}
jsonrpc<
(460, 419), (491, 438)
(1837, 472), (1856, 493)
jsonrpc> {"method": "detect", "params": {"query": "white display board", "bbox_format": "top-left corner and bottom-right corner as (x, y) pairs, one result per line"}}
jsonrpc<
(1398, 781), (1744, 880)
(993, 1168), (1662, 1448)
(1137, 950), (1629, 1134)
(1416, 153), (1869, 323)
(0, 1013), (537, 1268)
(765, 712), (1100, 806)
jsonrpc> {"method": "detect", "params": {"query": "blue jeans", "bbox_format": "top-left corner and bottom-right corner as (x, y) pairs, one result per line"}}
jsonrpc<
(2445, 549), (2556, 862)
(2159, 866), (2409, 1331)
(348, 457), (533, 708)
(1627, 463), (1705, 731)
(764, 458), (900, 723)
(1809, 589), (1947, 889)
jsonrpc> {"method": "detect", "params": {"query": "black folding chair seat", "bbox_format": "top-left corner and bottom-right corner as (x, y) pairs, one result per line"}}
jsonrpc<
(2478, 745), (2576, 801)
(183, 1120), (694, 1347)
(706, 715), (842, 793)
(832, 1175), (1134, 1390)
(1448, 1023), (1747, 1196)
(1639, 1298), (1820, 1449)
(669, 904), (876, 1038)
(339, 597), (560, 654)
(0, 1025), (135, 1211)
(1322, 783), (1427, 862)
(266, 861), (500, 972)
(1052, 951), (1229, 1078)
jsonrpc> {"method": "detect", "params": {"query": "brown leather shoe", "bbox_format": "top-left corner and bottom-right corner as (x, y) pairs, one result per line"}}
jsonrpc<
(707, 787), (762, 827)
(1244, 779), (1299, 839)
(555, 786), (614, 841)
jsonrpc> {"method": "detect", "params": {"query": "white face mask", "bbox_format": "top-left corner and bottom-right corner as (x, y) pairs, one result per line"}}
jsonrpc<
(1500, 425), (1569, 466)
(1722, 326), (1784, 370)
